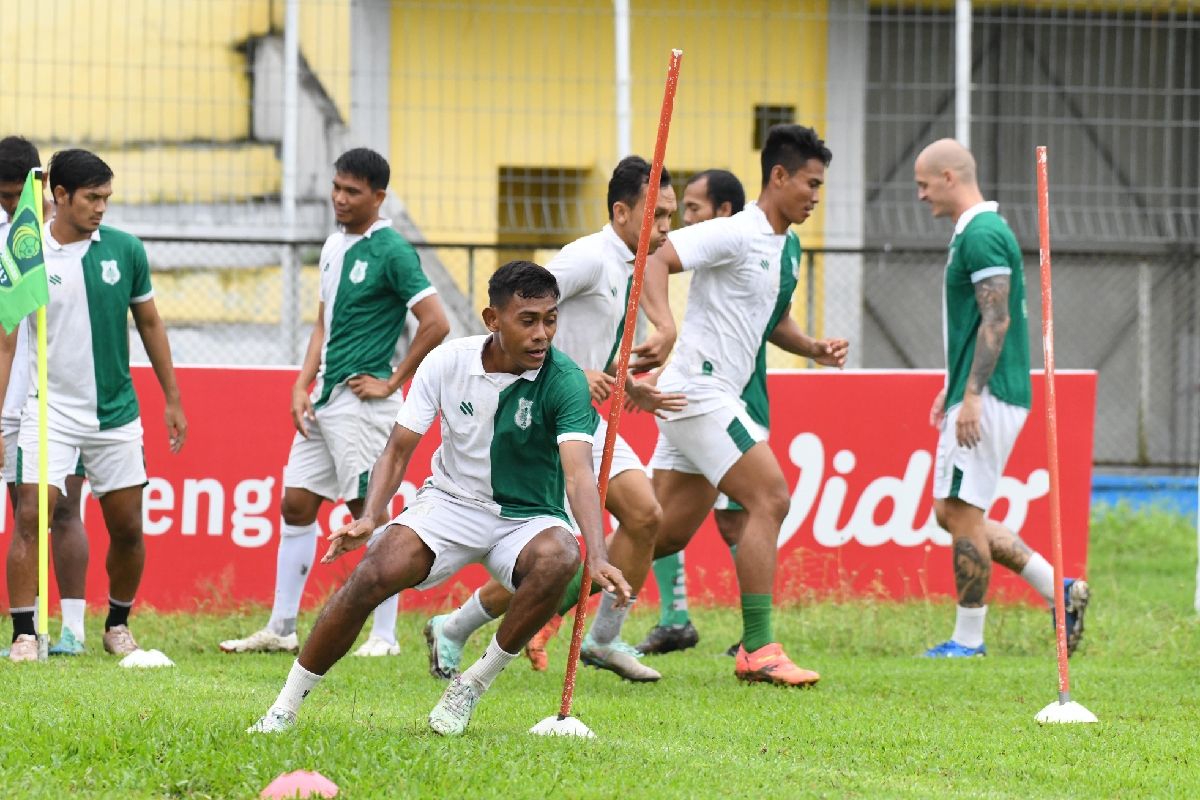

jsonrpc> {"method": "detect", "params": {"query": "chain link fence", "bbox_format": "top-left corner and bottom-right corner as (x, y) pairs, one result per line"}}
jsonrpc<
(4, 0), (1196, 467)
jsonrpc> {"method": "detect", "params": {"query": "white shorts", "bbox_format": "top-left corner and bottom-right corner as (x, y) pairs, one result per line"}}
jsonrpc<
(933, 388), (1029, 510)
(389, 486), (573, 592)
(2, 419), (18, 484)
(16, 418), (145, 497)
(283, 384), (402, 502)
(591, 417), (645, 479)
(650, 396), (767, 486)
(713, 420), (769, 512)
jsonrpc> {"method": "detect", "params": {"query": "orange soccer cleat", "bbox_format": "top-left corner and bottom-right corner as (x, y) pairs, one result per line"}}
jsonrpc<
(734, 642), (820, 687)
(524, 614), (564, 672)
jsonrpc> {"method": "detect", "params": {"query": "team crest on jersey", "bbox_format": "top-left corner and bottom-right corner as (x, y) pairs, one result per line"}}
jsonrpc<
(101, 260), (120, 285)
(514, 398), (534, 430)
(349, 260), (368, 284)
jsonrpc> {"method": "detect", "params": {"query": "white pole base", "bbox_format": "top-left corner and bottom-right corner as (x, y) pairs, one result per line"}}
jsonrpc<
(37, 634), (49, 662)
(1036, 700), (1098, 724)
(529, 715), (596, 739)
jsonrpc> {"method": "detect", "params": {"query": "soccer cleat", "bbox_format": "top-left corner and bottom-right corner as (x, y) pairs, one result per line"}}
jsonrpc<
(102, 625), (140, 656)
(524, 614), (563, 672)
(636, 621), (699, 655)
(580, 636), (661, 682)
(353, 635), (401, 657)
(922, 640), (987, 658)
(724, 640), (742, 657)
(423, 615), (463, 678)
(8, 634), (38, 663)
(49, 628), (85, 656)
(219, 628), (299, 654)
(429, 676), (482, 737)
(1062, 578), (1090, 657)
(735, 643), (820, 686)
(247, 707), (297, 734)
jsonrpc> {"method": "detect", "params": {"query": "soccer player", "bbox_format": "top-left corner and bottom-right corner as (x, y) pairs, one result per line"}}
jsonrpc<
(912, 138), (1089, 657)
(0, 136), (91, 657)
(643, 125), (847, 686)
(249, 260), (630, 737)
(0, 148), (187, 662)
(422, 156), (683, 683)
(220, 148), (449, 657)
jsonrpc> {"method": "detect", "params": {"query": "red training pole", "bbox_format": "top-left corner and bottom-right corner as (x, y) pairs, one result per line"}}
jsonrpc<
(1036, 145), (1072, 703)
(556, 48), (683, 720)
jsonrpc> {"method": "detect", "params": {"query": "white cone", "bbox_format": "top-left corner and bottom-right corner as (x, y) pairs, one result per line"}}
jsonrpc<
(1035, 699), (1098, 724)
(529, 715), (595, 738)
(119, 648), (175, 668)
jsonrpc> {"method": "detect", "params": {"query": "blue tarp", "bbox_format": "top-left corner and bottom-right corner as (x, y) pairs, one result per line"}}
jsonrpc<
(1092, 475), (1198, 518)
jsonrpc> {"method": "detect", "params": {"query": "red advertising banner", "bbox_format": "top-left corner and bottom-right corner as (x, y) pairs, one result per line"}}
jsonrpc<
(0, 366), (1095, 612)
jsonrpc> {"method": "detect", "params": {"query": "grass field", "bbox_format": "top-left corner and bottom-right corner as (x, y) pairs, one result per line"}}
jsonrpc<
(1, 505), (1198, 799)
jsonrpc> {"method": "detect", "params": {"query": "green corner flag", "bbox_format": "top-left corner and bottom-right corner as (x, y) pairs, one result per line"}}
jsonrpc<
(0, 169), (49, 334)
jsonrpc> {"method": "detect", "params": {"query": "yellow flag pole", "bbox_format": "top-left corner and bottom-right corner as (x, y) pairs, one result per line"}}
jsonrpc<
(35, 188), (49, 661)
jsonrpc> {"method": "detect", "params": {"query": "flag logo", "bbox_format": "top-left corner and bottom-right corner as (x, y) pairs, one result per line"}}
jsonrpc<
(0, 170), (50, 333)
(349, 259), (368, 284)
(514, 398), (533, 430)
(101, 260), (120, 285)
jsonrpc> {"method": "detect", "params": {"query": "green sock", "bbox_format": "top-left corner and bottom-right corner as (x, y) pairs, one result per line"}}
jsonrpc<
(728, 544), (737, 559)
(740, 594), (773, 652)
(651, 553), (690, 627)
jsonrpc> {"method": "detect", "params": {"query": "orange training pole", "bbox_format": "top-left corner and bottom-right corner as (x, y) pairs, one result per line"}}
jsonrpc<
(556, 48), (683, 720)
(1036, 145), (1072, 703)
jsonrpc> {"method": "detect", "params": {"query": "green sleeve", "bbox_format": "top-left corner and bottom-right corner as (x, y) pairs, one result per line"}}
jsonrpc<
(960, 227), (1014, 282)
(387, 239), (433, 306)
(550, 365), (598, 440)
(129, 236), (153, 301)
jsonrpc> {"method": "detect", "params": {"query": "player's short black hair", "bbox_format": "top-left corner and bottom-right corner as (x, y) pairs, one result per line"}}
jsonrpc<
(334, 147), (390, 192)
(607, 155), (672, 221)
(687, 169), (745, 214)
(489, 260), (560, 309)
(760, 125), (832, 186)
(48, 149), (113, 198)
(0, 137), (41, 184)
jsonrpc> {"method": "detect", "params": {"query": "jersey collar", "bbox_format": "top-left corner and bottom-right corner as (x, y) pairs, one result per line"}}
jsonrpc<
(44, 223), (101, 250)
(953, 201), (999, 237)
(340, 218), (392, 238)
(602, 223), (636, 264)
(470, 334), (543, 381)
(744, 202), (776, 235)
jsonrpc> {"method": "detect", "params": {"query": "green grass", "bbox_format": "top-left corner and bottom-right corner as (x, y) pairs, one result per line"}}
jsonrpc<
(2, 505), (1199, 799)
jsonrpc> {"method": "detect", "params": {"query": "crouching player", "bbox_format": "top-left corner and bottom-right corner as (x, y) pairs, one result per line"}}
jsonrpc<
(249, 261), (629, 736)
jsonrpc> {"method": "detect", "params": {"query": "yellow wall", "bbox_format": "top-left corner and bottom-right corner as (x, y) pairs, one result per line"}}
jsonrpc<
(389, 1), (830, 367)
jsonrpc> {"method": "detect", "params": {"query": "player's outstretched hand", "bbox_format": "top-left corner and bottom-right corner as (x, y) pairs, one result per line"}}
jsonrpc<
(164, 400), (188, 453)
(587, 558), (632, 607)
(630, 327), (676, 372)
(291, 385), (316, 438)
(625, 375), (687, 419)
(348, 374), (393, 400)
(322, 517), (375, 563)
(929, 387), (947, 429)
(812, 338), (850, 368)
(584, 370), (616, 404)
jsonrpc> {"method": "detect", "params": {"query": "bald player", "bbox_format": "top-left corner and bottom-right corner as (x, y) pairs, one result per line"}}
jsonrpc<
(913, 138), (1089, 658)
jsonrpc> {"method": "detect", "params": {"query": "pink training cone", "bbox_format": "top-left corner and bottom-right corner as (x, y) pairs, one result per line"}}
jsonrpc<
(261, 770), (339, 799)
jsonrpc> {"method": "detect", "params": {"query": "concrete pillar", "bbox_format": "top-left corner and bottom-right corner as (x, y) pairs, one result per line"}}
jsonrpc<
(350, 0), (392, 156)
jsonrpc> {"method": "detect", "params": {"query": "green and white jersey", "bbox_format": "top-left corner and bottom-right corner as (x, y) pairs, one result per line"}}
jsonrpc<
(545, 223), (634, 373)
(29, 224), (153, 435)
(738, 229), (800, 429)
(658, 203), (788, 419)
(396, 335), (598, 523)
(943, 201), (1031, 409)
(313, 218), (436, 408)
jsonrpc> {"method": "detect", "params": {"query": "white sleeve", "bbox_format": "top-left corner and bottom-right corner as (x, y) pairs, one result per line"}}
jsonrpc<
(317, 236), (338, 303)
(394, 346), (443, 435)
(545, 241), (598, 301)
(667, 216), (745, 272)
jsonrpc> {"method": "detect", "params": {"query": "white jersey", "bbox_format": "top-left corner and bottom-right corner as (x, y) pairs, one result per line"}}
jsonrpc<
(658, 203), (788, 418)
(0, 215), (31, 430)
(546, 224), (634, 372)
(27, 224), (154, 436)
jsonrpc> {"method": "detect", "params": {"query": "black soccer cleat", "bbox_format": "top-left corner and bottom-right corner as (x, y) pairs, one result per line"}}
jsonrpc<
(636, 621), (700, 655)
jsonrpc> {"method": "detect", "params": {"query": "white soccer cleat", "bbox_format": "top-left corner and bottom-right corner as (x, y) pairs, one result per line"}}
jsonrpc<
(429, 676), (482, 737)
(219, 628), (299, 654)
(353, 635), (401, 657)
(247, 707), (298, 734)
(579, 636), (661, 682)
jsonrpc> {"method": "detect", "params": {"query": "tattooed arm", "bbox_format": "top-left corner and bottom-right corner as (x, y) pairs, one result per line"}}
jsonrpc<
(956, 274), (1011, 448)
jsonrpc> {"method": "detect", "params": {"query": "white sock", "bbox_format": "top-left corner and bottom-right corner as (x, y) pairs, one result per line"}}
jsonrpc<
(60, 598), (86, 641)
(443, 590), (497, 646)
(588, 591), (635, 645)
(272, 659), (323, 716)
(268, 522), (319, 636)
(1020, 552), (1056, 606)
(952, 605), (988, 648)
(460, 634), (517, 693)
(368, 594), (400, 645)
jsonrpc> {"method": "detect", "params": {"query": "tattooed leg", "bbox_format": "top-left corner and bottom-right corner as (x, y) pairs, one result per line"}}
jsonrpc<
(953, 538), (991, 607)
(986, 521), (1033, 573)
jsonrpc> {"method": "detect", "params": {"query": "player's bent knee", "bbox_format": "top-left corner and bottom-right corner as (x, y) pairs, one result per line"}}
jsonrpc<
(624, 501), (663, 540)
(518, 527), (580, 586)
